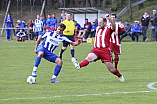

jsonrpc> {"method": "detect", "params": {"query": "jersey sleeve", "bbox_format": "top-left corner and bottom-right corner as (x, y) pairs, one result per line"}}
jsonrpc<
(42, 31), (51, 38)
(62, 36), (72, 43)
(118, 24), (125, 33)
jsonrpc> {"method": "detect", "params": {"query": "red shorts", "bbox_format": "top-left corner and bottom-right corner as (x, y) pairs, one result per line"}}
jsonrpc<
(51, 28), (55, 31)
(110, 43), (121, 55)
(90, 48), (112, 63)
(46, 27), (50, 31)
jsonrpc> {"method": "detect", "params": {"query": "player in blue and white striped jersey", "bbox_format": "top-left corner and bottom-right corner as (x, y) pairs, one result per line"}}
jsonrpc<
(31, 23), (81, 83)
(33, 15), (44, 41)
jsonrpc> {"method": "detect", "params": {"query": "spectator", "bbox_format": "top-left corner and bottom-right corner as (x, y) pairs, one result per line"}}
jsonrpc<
(46, 14), (52, 30)
(95, 19), (98, 27)
(15, 20), (25, 34)
(150, 10), (156, 41)
(33, 14), (43, 41)
(152, 10), (157, 41)
(50, 13), (58, 31)
(131, 20), (142, 42)
(141, 12), (150, 41)
(120, 20), (132, 40)
(90, 20), (97, 38)
(28, 20), (34, 40)
(74, 20), (81, 37)
(40, 15), (46, 30)
(5, 13), (13, 40)
(16, 29), (26, 41)
(78, 18), (92, 39)
(59, 13), (64, 23)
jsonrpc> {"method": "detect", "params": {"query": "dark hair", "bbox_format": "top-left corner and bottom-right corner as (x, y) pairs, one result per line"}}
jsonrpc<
(111, 13), (117, 18)
(100, 17), (107, 22)
(52, 13), (55, 15)
(58, 23), (66, 31)
(85, 18), (88, 20)
(125, 20), (128, 22)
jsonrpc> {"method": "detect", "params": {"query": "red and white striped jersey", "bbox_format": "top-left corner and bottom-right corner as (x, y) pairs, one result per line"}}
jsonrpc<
(94, 25), (113, 48)
(110, 22), (125, 46)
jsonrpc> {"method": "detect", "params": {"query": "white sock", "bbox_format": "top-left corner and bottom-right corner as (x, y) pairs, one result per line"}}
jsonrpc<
(52, 75), (56, 79)
(33, 66), (37, 71)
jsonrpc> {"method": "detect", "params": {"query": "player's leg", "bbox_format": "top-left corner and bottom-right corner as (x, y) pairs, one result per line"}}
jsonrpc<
(51, 58), (63, 83)
(35, 32), (38, 41)
(31, 45), (44, 77)
(114, 54), (119, 68)
(74, 52), (97, 69)
(59, 42), (68, 59)
(104, 62), (125, 82)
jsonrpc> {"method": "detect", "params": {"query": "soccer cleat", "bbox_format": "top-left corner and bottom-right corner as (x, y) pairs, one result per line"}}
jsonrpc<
(31, 71), (37, 77)
(119, 75), (125, 82)
(51, 78), (59, 83)
(71, 57), (77, 64)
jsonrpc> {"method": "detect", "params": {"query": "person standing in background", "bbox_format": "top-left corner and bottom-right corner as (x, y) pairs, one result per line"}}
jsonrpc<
(141, 12), (150, 41)
(59, 14), (76, 64)
(59, 13), (64, 23)
(5, 13), (13, 40)
(50, 13), (58, 31)
(150, 10), (157, 41)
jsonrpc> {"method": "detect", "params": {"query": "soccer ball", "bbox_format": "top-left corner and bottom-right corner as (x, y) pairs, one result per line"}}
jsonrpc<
(27, 76), (36, 84)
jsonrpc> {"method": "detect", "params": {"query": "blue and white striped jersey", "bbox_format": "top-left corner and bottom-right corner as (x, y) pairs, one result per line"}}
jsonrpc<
(40, 31), (72, 53)
(34, 19), (43, 32)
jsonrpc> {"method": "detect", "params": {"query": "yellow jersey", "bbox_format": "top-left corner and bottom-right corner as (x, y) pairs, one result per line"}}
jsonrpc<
(63, 20), (75, 36)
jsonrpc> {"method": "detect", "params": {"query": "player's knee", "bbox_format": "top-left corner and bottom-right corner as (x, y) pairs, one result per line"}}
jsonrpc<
(62, 47), (67, 50)
(56, 58), (63, 66)
(38, 52), (44, 57)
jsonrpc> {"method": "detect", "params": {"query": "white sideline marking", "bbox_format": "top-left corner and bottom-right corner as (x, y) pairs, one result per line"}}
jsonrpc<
(1, 90), (156, 101)
(147, 82), (157, 90)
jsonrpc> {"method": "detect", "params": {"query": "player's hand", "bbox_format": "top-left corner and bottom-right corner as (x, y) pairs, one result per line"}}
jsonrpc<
(105, 14), (110, 20)
(34, 49), (37, 54)
(77, 39), (82, 45)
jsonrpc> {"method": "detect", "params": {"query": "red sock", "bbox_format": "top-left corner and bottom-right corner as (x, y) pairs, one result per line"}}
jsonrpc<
(79, 60), (89, 68)
(113, 68), (122, 77)
(114, 57), (119, 68)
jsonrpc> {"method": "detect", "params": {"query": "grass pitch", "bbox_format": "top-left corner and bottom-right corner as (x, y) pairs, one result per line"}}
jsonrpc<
(0, 36), (157, 104)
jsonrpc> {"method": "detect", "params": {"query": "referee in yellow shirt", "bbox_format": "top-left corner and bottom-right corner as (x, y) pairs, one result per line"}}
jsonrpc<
(59, 13), (77, 63)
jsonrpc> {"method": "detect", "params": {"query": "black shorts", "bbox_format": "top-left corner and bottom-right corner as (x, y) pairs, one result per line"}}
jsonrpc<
(63, 35), (74, 47)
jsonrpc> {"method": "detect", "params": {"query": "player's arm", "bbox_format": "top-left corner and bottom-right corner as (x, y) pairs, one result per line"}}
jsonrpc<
(70, 39), (82, 46)
(34, 35), (42, 53)
(106, 14), (115, 30)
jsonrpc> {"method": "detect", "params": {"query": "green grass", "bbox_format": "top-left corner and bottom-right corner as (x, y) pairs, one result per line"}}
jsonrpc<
(0, 36), (157, 104)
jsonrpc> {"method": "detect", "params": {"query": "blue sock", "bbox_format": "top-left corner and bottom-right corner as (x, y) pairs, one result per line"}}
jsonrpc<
(53, 65), (62, 77)
(34, 56), (41, 67)
(71, 49), (75, 57)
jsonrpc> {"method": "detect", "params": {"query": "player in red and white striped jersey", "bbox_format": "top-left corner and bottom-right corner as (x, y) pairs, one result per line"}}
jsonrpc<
(73, 14), (125, 82)
(110, 13), (125, 69)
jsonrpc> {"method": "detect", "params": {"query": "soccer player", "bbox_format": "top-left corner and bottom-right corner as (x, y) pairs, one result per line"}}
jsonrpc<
(59, 14), (76, 62)
(110, 13), (125, 69)
(73, 14), (125, 82)
(5, 13), (13, 40)
(33, 14), (44, 41)
(31, 23), (81, 83)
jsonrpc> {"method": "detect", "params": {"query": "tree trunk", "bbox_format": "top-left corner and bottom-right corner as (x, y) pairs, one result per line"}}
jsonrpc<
(128, 0), (132, 21)
(47, 0), (52, 9)
(102, 0), (106, 8)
